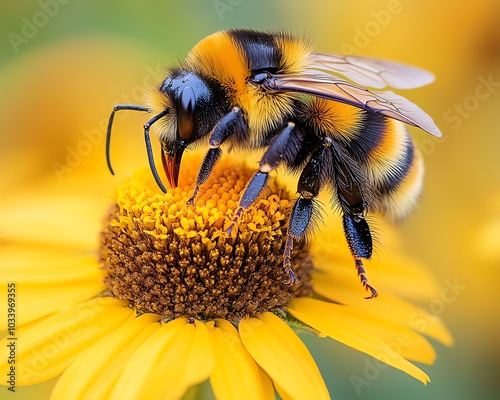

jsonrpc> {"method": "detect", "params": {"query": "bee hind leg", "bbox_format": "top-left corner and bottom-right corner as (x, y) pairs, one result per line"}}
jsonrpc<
(355, 258), (378, 299)
(342, 213), (378, 299)
(328, 139), (378, 299)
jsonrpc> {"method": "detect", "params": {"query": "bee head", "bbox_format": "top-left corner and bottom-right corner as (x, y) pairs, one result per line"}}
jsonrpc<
(157, 69), (226, 188)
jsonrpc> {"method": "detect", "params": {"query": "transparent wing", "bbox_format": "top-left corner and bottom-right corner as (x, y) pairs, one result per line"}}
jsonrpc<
(309, 53), (435, 89)
(259, 73), (442, 137)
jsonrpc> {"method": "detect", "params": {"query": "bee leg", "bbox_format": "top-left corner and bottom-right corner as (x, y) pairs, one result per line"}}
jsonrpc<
(342, 214), (378, 299)
(259, 122), (304, 172)
(284, 197), (315, 284)
(327, 139), (378, 298)
(225, 122), (304, 232)
(284, 145), (328, 284)
(225, 171), (269, 233)
(187, 107), (247, 205)
(186, 148), (222, 205)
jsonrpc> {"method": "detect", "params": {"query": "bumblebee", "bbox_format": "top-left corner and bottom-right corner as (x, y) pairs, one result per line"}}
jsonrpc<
(106, 29), (442, 298)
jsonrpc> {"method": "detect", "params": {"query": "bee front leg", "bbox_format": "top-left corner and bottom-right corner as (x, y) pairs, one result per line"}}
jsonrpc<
(186, 147), (222, 205)
(187, 107), (247, 205)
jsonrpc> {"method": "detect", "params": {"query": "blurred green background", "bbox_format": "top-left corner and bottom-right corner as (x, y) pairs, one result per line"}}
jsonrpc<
(1, 0), (499, 399)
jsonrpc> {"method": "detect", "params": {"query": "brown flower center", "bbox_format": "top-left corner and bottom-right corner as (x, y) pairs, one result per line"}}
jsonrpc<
(99, 156), (313, 323)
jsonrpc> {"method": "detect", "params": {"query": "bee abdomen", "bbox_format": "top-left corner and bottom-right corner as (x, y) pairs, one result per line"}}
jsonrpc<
(363, 119), (424, 220)
(341, 113), (423, 220)
(377, 142), (424, 220)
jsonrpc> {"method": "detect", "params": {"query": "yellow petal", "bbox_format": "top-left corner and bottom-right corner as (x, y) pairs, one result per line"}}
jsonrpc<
(292, 297), (435, 364)
(208, 319), (274, 400)
(314, 251), (442, 301)
(0, 192), (105, 249)
(0, 247), (105, 328)
(51, 313), (161, 400)
(239, 312), (330, 400)
(0, 244), (101, 283)
(310, 207), (401, 257)
(310, 210), (442, 301)
(0, 280), (105, 330)
(287, 297), (430, 384)
(0, 297), (134, 385)
(111, 318), (213, 400)
(312, 271), (454, 346)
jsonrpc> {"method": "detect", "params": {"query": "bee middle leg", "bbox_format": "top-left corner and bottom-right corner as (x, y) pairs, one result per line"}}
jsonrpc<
(223, 121), (311, 283)
(283, 144), (328, 284)
(225, 122), (304, 233)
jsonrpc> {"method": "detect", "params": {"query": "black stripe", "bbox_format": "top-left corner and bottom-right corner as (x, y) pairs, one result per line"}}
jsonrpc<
(227, 29), (282, 72)
(344, 112), (386, 162)
(341, 112), (415, 194)
(377, 137), (415, 194)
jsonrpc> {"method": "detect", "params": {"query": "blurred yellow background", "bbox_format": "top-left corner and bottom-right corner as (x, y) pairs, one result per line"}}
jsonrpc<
(1, 0), (499, 399)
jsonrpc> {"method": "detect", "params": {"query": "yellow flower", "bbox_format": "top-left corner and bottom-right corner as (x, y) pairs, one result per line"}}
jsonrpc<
(0, 154), (452, 400)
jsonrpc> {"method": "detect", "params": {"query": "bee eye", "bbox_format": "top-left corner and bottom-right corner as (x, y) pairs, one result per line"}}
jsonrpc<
(177, 85), (196, 141)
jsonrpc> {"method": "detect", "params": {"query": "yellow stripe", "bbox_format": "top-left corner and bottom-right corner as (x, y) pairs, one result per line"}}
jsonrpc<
(274, 32), (312, 74)
(381, 146), (424, 220)
(187, 31), (248, 101)
(302, 97), (365, 139)
(365, 119), (409, 185)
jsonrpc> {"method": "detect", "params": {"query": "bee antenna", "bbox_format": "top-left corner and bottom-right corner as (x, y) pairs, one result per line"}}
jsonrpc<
(144, 110), (170, 193)
(106, 104), (151, 175)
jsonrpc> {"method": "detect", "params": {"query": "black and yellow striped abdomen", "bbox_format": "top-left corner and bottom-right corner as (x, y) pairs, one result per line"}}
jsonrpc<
(297, 97), (423, 219)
